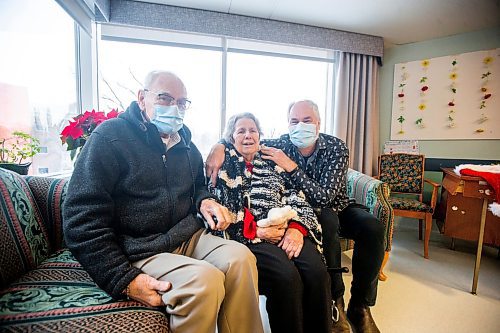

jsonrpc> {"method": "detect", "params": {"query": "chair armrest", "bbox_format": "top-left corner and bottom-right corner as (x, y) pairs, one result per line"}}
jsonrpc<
(424, 178), (440, 188)
(424, 178), (440, 210)
(346, 168), (394, 251)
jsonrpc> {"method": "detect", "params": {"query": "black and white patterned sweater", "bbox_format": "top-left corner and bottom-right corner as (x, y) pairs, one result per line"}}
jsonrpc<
(209, 145), (323, 251)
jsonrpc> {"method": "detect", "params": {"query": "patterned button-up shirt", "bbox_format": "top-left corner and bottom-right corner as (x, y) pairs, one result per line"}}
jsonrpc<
(262, 133), (353, 213)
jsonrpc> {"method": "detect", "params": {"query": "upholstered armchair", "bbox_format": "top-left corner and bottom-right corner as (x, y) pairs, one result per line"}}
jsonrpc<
(345, 168), (394, 281)
(377, 154), (440, 259)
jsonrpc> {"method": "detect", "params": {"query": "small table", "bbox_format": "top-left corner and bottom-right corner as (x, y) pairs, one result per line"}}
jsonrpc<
(440, 168), (499, 294)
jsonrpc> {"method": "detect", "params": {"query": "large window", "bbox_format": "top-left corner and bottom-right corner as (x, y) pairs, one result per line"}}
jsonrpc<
(98, 39), (222, 157)
(97, 26), (334, 157)
(0, 0), (77, 175)
(1, 11), (335, 173)
(226, 52), (329, 138)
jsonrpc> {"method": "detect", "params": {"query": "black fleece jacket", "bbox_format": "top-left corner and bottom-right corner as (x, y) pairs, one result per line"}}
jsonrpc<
(63, 101), (213, 299)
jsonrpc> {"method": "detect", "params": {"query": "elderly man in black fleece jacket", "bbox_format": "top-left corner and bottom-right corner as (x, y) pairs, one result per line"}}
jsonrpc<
(63, 71), (263, 333)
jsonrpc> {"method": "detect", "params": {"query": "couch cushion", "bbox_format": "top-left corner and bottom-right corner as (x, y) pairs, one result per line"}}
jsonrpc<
(25, 176), (68, 251)
(0, 249), (168, 332)
(0, 168), (51, 288)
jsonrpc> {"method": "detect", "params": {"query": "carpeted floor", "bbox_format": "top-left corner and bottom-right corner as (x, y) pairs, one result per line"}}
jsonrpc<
(342, 217), (500, 333)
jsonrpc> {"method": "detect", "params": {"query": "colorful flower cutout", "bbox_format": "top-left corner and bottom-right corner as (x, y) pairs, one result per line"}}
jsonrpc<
(483, 56), (493, 65)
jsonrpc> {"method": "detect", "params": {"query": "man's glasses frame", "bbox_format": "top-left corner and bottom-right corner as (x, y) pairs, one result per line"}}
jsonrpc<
(144, 89), (191, 110)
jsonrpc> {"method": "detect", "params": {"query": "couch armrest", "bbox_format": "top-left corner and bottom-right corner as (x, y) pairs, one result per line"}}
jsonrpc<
(346, 168), (394, 252)
(24, 176), (69, 251)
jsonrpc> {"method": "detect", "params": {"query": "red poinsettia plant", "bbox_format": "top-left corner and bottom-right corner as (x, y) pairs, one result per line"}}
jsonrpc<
(60, 109), (120, 159)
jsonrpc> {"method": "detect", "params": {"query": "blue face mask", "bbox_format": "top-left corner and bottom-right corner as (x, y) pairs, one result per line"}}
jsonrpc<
(289, 122), (318, 149)
(150, 104), (185, 134)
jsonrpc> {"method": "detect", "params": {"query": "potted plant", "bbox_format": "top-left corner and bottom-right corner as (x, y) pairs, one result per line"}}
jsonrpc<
(60, 109), (119, 160)
(0, 131), (41, 175)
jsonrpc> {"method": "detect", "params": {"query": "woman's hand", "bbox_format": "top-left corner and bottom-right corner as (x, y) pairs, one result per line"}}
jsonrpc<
(200, 199), (232, 231)
(260, 146), (298, 172)
(205, 143), (226, 186)
(278, 228), (304, 259)
(127, 273), (171, 306)
(256, 223), (287, 243)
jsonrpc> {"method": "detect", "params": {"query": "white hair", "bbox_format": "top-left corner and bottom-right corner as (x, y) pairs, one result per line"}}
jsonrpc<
(287, 100), (321, 120)
(223, 112), (263, 144)
(143, 70), (181, 89)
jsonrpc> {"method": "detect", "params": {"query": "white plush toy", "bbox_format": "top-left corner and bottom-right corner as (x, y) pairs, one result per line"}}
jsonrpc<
(257, 205), (298, 227)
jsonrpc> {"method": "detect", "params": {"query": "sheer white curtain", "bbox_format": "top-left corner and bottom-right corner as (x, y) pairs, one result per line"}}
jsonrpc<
(333, 51), (380, 175)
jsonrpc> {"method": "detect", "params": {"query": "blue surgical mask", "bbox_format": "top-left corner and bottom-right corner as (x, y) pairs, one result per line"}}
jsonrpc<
(289, 122), (318, 148)
(150, 104), (185, 134)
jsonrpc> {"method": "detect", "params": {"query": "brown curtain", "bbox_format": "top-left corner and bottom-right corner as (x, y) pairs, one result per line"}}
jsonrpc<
(333, 52), (380, 175)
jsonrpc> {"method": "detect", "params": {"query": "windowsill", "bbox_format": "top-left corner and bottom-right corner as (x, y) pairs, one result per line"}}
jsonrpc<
(36, 170), (73, 179)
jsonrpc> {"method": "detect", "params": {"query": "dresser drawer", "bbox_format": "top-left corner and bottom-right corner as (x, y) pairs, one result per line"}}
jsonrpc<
(462, 179), (496, 200)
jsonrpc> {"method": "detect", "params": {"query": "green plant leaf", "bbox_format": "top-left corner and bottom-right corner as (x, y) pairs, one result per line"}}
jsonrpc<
(0, 131), (41, 164)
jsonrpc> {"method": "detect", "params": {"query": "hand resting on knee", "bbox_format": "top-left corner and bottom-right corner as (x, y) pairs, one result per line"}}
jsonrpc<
(127, 273), (172, 307)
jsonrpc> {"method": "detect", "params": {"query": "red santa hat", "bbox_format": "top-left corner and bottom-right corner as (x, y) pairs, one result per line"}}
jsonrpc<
(454, 164), (500, 217)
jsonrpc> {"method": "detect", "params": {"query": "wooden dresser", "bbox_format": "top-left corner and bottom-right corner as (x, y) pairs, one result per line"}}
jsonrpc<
(440, 167), (499, 294)
(440, 168), (500, 246)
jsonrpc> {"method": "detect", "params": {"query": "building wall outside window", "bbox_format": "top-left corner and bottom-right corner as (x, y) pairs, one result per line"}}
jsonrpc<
(0, 0), (77, 175)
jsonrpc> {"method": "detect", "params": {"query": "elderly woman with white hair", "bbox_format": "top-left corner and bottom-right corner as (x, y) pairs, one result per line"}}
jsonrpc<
(209, 112), (332, 333)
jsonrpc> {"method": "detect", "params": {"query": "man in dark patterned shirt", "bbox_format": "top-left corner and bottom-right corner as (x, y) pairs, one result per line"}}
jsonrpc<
(206, 100), (384, 333)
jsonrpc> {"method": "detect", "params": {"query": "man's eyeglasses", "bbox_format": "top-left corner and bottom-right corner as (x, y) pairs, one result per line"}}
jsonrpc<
(144, 89), (192, 110)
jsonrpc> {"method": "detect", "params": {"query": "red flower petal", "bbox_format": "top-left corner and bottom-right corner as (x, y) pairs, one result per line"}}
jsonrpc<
(421, 86), (429, 91)
(448, 102), (455, 106)
(61, 121), (77, 137)
(484, 94), (491, 100)
(66, 125), (84, 139)
(107, 109), (119, 119)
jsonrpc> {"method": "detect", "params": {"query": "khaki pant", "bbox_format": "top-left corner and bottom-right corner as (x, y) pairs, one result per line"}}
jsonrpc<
(133, 229), (263, 333)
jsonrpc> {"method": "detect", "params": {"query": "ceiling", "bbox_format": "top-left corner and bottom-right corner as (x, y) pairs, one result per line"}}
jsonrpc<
(133, 0), (500, 48)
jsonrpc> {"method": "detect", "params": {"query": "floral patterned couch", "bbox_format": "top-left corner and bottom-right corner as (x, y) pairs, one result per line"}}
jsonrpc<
(0, 167), (393, 332)
(345, 168), (394, 280)
(0, 169), (168, 332)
